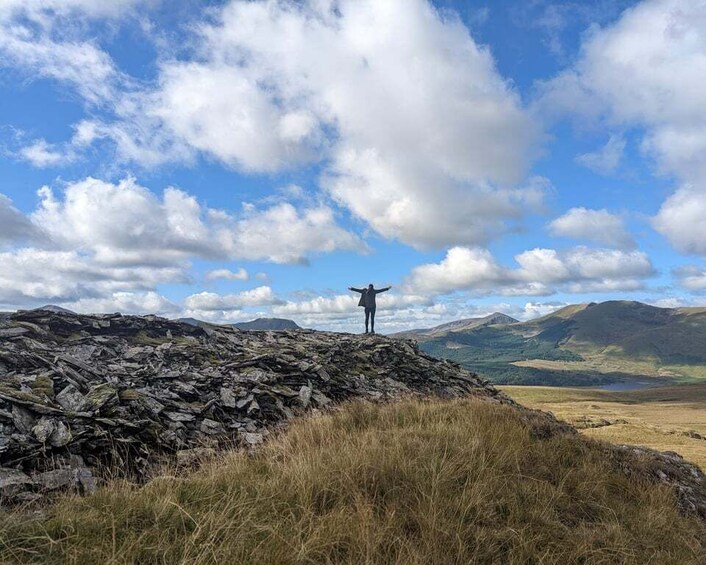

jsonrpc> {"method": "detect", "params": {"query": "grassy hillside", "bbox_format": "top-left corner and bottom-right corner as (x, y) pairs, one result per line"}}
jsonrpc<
(503, 384), (706, 471)
(417, 301), (706, 386)
(1, 398), (705, 564)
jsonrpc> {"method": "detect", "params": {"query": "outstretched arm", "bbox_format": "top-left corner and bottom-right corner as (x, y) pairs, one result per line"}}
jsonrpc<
(375, 286), (392, 294)
(348, 286), (364, 293)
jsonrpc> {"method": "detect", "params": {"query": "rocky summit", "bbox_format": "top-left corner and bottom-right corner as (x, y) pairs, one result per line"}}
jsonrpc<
(0, 309), (503, 503)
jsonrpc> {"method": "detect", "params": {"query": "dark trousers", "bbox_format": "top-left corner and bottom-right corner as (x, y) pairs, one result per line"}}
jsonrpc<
(365, 307), (376, 333)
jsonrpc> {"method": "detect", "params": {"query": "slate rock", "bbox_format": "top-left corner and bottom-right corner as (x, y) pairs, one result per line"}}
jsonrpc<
(0, 468), (33, 498)
(0, 309), (520, 505)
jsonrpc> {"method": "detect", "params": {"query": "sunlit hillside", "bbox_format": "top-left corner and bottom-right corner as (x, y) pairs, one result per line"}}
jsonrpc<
(2, 399), (705, 564)
(415, 301), (706, 386)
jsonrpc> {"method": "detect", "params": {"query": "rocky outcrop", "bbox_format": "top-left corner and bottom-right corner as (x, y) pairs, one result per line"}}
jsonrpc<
(612, 445), (706, 519)
(2, 309), (705, 519)
(0, 309), (503, 503)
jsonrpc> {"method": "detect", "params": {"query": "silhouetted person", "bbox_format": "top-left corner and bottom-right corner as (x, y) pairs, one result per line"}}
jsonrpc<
(348, 284), (391, 334)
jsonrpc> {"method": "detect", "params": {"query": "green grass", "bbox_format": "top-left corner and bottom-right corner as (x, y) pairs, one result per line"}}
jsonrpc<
(417, 302), (706, 386)
(1, 398), (705, 564)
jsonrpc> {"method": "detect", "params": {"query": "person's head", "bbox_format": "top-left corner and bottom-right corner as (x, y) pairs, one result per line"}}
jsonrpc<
(368, 283), (374, 290)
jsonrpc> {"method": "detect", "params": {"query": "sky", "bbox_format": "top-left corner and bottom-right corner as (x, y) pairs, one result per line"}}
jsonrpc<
(0, 0), (705, 332)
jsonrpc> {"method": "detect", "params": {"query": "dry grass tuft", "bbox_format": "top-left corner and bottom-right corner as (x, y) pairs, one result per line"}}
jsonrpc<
(503, 384), (706, 470)
(1, 398), (705, 564)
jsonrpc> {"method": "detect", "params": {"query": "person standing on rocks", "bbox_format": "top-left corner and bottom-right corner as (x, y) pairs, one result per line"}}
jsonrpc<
(348, 284), (391, 334)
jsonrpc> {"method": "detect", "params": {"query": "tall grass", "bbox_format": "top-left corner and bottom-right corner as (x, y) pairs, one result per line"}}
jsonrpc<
(1, 398), (704, 564)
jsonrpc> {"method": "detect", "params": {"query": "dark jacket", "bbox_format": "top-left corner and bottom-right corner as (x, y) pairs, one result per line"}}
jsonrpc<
(350, 286), (391, 309)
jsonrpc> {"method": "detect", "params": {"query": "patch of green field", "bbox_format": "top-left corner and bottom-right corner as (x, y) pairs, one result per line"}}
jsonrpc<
(418, 301), (706, 387)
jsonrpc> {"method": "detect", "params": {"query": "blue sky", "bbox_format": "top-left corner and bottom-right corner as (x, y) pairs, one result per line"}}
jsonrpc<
(0, 0), (704, 332)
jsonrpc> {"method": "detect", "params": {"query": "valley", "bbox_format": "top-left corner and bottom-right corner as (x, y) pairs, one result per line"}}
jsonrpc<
(503, 384), (706, 470)
(403, 300), (706, 471)
(396, 301), (706, 387)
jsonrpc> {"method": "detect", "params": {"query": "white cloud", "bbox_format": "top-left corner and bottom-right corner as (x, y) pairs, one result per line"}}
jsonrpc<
(514, 248), (571, 284)
(29, 177), (362, 266)
(32, 178), (220, 266)
(405, 245), (654, 296)
(205, 268), (249, 282)
(673, 265), (706, 291)
(652, 186), (706, 257)
(562, 247), (652, 280)
(521, 301), (571, 320)
(575, 135), (626, 174)
(404, 247), (507, 295)
(548, 207), (634, 248)
(17, 0), (541, 249)
(184, 286), (281, 311)
(539, 0), (706, 256)
(64, 291), (178, 316)
(227, 202), (366, 264)
(272, 291), (429, 317)
(649, 296), (700, 308)
(0, 195), (42, 245)
(18, 139), (73, 168)
(0, 0), (144, 21)
(0, 248), (185, 306)
(152, 63), (322, 172)
(0, 1), (140, 104)
(0, 177), (364, 309)
(273, 295), (359, 316)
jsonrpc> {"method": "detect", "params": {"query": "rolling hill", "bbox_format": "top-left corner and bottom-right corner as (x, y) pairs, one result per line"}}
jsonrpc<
(414, 301), (706, 386)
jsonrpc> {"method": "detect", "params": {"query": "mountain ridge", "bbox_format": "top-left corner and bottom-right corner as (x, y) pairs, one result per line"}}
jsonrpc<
(413, 300), (706, 386)
(391, 312), (519, 340)
(0, 308), (497, 502)
(233, 317), (302, 331)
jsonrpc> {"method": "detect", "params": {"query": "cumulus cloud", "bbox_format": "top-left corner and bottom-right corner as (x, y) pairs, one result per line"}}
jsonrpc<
(405, 246), (654, 296)
(0, 248), (185, 306)
(652, 186), (706, 257)
(205, 268), (249, 282)
(9, 0), (541, 250)
(548, 207), (634, 248)
(272, 292), (431, 316)
(673, 265), (706, 292)
(229, 202), (365, 264)
(538, 0), (706, 255)
(162, 0), (540, 248)
(0, 177), (364, 309)
(64, 291), (178, 316)
(575, 135), (625, 174)
(29, 177), (363, 266)
(521, 301), (571, 320)
(0, 195), (43, 245)
(184, 286), (282, 311)
(32, 178), (222, 266)
(405, 248), (507, 296)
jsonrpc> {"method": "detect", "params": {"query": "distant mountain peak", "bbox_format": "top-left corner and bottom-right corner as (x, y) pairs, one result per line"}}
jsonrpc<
(391, 312), (519, 340)
(233, 318), (302, 331)
(33, 305), (76, 314)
